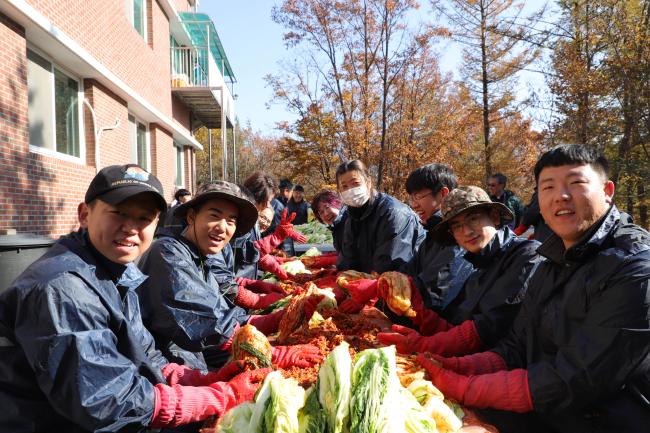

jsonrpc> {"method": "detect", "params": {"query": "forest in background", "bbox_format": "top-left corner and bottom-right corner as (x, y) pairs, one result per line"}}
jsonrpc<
(196, 0), (650, 228)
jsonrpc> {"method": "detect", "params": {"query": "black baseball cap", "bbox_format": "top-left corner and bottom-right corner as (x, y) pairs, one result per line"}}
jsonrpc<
(85, 164), (166, 211)
(175, 180), (258, 235)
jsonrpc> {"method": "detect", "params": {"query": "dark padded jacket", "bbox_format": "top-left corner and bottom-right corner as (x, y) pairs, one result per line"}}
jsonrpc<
(444, 227), (541, 348)
(286, 199), (310, 225)
(0, 231), (166, 433)
(329, 206), (348, 253)
(337, 192), (425, 273)
(137, 230), (248, 371)
(493, 206), (650, 432)
(230, 225), (261, 280)
(400, 212), (474, 311)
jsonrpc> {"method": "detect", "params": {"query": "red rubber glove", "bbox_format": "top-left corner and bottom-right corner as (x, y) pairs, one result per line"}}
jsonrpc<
(151, 368), (272, 427)
(235, 287), (286, 309)
(417, 354), (533, 412)
(272, 344), (324, 368)
(378, 321), (483, 356)
(161, 361), (246, 386)
(275, 209), (308, 243)
(339, 297), (377, 314)
(258, 254), (289, 280)
(345, 279), (378, 304)
(513, 223), (529, 236)
(430, 351), (507, 375)
(301, 254), (338, 268)
(236, 277), (286, 294)
(248, 309), (285, 335)
(403, 283), (452, 336)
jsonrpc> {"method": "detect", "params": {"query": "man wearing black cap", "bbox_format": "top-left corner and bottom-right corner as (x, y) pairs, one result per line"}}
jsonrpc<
(0, 165), (270, 432)
(137, 180), (322, 371)
(287, 184), (310, 225)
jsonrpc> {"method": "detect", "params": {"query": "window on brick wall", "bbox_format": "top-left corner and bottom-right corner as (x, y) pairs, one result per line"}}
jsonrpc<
(128, 114), (150, 170)
(27, 48), (83, 160)
(127, 0), (147, 41)
(174, 143), (185, 186)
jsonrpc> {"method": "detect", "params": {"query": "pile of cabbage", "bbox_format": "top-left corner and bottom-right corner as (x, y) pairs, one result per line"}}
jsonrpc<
(217, 342), (463, 433)
(293, 221), (333, 245)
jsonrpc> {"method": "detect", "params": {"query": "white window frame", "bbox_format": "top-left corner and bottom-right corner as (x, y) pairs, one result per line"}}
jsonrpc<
(128, 113), (151, 171)
(27, 45), (85, 164)
(174, 142), (185, 187)
(126, 0), (148, 42)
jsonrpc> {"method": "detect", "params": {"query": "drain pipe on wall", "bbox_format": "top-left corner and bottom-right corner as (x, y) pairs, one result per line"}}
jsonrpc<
(83, 98), (120, 173)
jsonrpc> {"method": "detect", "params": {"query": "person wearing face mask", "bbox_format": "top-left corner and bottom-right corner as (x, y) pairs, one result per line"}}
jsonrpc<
(137, 181), (322, 373)
(377, 185), (540, 357)
(336, 160), (425, 274)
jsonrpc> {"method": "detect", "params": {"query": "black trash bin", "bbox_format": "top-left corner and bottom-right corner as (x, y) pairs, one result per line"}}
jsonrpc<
(0, 234), (56, 293)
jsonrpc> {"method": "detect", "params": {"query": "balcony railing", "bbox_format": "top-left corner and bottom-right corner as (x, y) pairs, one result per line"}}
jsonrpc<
(171, 46), (208, 88)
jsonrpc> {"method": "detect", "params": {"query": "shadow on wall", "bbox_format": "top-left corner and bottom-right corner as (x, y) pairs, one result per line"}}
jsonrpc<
(0, 52), (67, 238)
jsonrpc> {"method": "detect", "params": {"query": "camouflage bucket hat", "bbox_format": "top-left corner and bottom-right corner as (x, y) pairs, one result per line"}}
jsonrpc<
(432, 185), (513, 244)
(175, 180), (258, 235)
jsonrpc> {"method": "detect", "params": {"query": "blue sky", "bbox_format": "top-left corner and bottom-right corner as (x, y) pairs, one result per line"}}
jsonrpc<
(202, 1), (550, 134)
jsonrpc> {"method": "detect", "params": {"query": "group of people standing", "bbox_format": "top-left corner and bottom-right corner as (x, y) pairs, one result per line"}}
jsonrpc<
(0, 143), (648, 433)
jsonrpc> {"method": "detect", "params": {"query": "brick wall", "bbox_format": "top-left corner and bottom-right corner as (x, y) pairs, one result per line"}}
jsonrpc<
(24, 0), (173, 116)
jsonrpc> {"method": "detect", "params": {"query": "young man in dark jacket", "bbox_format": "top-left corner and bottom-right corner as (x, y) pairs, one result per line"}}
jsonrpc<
(286, 184), (310, 225)
(488, 172), (524, 228)
(137, 181), (321, 371)
(418, 145), (650, 433)
(0, 165), (269, 432)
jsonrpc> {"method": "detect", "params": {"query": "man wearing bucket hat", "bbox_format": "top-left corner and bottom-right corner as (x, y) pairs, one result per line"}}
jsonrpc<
(0, 165), (271, 431)
(417, 145), (650, 433)
(137, 180), (322, 372)
(378, 185), (540, 357)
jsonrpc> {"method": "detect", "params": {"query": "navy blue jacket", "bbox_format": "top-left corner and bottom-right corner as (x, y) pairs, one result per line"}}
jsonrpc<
(400, 212), (474, 311)
(443, 227), (540, 348)
(0, 231), (165, 432)
(137, 230), (248, 370)
(230, 225), (262, 280)
(337, 192), (425, 273)
(286, 199), (310, 225)
(329, 206), (348, 253)
(493, 207), (650, 432)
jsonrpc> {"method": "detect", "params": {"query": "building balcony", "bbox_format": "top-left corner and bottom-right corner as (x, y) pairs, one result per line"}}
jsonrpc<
(171, 12), (235, 129)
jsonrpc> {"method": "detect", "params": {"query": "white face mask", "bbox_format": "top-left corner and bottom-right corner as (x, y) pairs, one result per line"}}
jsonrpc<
(341, 186), (370, 208)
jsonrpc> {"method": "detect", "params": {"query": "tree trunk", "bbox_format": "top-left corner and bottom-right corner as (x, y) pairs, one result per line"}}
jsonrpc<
(480, 0), (492, 179)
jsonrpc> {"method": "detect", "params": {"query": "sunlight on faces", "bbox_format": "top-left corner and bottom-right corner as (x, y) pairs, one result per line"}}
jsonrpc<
(409, 187), (449, 223)
(449, 209), (500, 253)
(185, 198), (239, 256)
(317, 202), (340, 225)
(538, 164), (614, 249)
(78, 193), (160, 265)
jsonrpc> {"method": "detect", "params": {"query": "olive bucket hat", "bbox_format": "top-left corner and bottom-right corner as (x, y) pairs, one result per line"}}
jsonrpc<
(432, 185), (513, 244)
(174, 180), (258, 235)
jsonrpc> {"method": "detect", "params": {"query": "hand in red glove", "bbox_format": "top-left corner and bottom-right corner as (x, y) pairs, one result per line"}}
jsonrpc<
(513, 223), (529, 236)
(339, 297), (375, 314)
(378, 321), (483, 356)
(377, 324), (425, 354)
(161, 361), (246, 386)
(430, 351), (507, 375)
(407, 286), (453, 336)
(275, 209), (308, 243)
(151, 368), (272, 427)
(236, 277), (286, 294)
(257, 254), (289, 280)
(272, 344), (324, 368)
(417, 354), (532, 412)
(345, 278), (378, 304)
(248, 309), (285, 335)
(235, 287), (286, 310)
(301, 254), (338, 268)
(304, 294), (325, 320)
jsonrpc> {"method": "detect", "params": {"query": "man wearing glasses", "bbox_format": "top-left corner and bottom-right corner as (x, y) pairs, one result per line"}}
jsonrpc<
(487, 173), (524, 229)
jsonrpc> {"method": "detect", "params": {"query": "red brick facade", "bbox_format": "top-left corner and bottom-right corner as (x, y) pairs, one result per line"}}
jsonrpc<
(0, 1), (210, 237)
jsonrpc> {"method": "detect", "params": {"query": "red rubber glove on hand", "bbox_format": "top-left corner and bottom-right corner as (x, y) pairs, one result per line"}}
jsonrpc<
(301, 254), (338, 268)
(248, 309), (285, 335)
(275, 209), (308, 243)
(236, 277), (286, 295)
(430, 351), (507, 375)
(161, 361), (246, 386)
(339, 296), (377, 314)
(513, 223), (529, 236)
(345, 279), (378, 304)
(258, 254), (289, 280)
(407, 284), (453, 336)
(235, 287), (286, 310)
(417, 354), (533, 413)
(272, 344), (324, 368)
(378, 321), (483, 356)
(151, 368), (272, 427)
